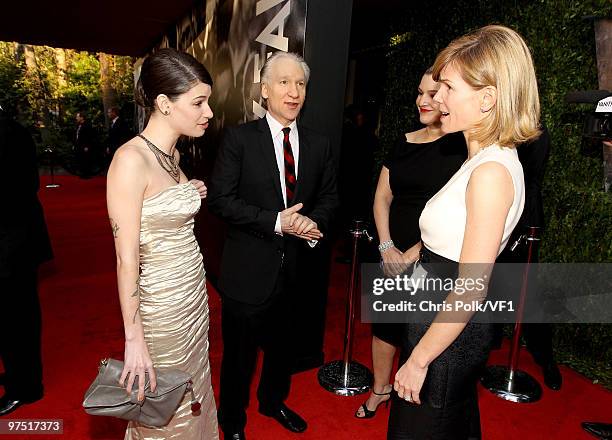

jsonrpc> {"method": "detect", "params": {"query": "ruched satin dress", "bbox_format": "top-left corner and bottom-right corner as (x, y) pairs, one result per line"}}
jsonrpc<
(125, 182), (219, 440)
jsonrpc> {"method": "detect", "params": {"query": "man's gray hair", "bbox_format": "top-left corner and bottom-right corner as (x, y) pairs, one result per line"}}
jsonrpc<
(260, 52), (310, 85)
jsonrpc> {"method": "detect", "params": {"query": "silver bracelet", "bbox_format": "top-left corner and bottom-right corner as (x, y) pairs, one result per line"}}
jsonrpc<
(378, 240), (395, 253)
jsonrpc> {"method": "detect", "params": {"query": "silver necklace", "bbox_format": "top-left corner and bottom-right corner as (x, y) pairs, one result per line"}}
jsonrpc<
(138, 134), (180, 183)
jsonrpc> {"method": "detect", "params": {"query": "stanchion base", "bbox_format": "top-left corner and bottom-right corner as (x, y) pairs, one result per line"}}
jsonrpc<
(318, 360), (372, 396)
(481, 365), (542, 403)
(46, 184), (61, 188)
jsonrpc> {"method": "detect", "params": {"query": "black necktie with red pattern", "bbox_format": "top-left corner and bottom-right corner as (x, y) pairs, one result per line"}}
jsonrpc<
(282, 127), (296, 204)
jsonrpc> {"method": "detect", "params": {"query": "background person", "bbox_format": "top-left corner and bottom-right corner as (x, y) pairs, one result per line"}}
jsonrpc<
(74, 111), (97, 178)
(492, 124), (562, 391)
(0, 104), (53, 416)
(106, 106), (133, 159)
(356, 67), (466, 419)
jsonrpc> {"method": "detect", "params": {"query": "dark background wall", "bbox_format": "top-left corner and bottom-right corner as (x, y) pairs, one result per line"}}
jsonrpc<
(301, 0), (353, 163)
(292, 0), (354, 370)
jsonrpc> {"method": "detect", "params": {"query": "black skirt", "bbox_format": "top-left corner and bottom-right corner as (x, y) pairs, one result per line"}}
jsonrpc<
(387, 247), (493, 440)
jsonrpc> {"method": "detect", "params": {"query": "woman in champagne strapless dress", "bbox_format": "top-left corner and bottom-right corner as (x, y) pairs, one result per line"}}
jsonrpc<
(106, 48), (219, 439)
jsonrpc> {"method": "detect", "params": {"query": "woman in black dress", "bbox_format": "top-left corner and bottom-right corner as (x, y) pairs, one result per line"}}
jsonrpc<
(355, 68), (466, 418)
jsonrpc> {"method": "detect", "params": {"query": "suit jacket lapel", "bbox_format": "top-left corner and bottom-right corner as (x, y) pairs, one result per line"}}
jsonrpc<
(257, 117), (284, 207)
(294, 123), (309, 202)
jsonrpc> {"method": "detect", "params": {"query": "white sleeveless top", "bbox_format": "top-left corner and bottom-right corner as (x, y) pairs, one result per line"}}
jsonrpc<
(419, 144), (525, 262)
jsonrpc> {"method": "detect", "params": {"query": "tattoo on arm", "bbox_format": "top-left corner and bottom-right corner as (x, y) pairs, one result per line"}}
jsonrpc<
(109, 218), (120, 238)
(131, 276), (140, 297)
(131, 276), (141, 324)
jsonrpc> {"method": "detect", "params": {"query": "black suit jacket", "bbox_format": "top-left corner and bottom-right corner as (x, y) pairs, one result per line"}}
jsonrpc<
(208, 117), (338, 304)
(75, 122), (96, 153)
(108, 118), (132, 154)
(516, 125), (551, 230)
(499, 125), (551, 263)
(0, 112), (53, 277)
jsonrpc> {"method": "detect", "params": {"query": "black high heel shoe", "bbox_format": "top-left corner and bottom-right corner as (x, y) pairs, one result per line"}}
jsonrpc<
(354, 385), (392, 419)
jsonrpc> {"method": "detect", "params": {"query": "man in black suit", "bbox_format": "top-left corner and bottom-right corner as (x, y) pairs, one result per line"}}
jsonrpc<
(74, 111), (96, 178)
(106, 106), (132, 158)
(0, 104), (53, 415)
(208, 52), (338, 440)
(495, 125), (562, 390)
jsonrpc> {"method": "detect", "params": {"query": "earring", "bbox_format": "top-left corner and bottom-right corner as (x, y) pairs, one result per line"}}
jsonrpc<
(164, 110), (169, 115)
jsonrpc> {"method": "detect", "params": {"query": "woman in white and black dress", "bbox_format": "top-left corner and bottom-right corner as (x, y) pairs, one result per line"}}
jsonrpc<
(387, 25), (541, 439)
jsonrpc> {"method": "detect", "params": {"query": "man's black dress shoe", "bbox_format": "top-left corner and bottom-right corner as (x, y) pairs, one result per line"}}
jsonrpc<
(0, 397), (21, 416)
(582, 422), (612, 439)
(226, 431), (247, 440)
(542, 362), (562, 390)
(0, 394), (42, 416)
(259, 404), (307, 433)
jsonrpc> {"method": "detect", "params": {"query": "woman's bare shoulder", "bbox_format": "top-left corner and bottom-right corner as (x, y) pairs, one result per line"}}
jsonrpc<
(468, 161), (514, 204)
(108, 141), (150, 184)
(112, 140), (149, 167)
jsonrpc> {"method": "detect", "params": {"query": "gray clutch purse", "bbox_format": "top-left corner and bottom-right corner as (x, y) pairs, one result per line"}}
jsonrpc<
(82, 358), (199, 427)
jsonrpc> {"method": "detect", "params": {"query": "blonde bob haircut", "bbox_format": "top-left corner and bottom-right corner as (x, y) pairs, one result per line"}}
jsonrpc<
(432, 25), (541, 148)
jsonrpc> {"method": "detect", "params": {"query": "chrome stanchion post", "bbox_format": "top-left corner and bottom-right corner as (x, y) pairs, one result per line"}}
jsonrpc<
(480, 226), (542, 403)
(318, 219), (373, 396)
(44, 145), (61, 188)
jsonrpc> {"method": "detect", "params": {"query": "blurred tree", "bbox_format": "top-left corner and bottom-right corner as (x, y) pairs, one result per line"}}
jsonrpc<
(0, 42), (26, 118)
(99, 52), (117, 127)
(0, 41), (134, 167)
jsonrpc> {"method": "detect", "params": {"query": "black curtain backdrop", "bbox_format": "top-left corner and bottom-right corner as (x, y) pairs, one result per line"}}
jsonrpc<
(293, 0), (353, 371)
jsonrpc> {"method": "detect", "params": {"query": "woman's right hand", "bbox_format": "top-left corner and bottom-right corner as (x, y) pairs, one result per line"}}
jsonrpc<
(381, 246), (408, 277)
(120, 338), (157, 402)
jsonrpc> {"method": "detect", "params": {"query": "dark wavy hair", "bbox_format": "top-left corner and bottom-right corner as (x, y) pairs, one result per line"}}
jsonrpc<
(135, 48), (213, 112)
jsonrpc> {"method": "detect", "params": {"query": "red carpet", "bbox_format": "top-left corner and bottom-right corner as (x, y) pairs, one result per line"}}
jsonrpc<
(1, 174), (609, 439)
